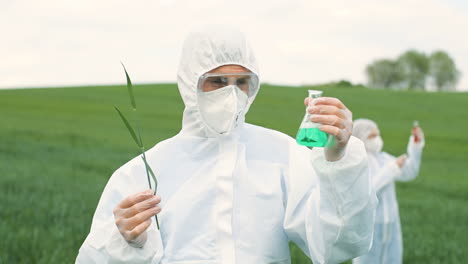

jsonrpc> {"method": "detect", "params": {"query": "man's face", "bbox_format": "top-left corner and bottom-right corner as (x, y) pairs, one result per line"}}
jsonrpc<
(200, 65), (252, 94)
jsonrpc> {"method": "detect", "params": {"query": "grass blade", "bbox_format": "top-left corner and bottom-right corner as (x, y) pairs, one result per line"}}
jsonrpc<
(141, 155), (160, 229)
(141, 155), (152, 190)
(114, 106), (142, 148)
(142, 155), (158, 190)
(136, 125), (144, 152)
(116, 64), (160, 229)
(147, 163), (158, 190)
(121, 62), (136, 109)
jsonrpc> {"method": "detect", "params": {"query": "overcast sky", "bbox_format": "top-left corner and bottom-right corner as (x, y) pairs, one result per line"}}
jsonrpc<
(1, 0), (467, 90)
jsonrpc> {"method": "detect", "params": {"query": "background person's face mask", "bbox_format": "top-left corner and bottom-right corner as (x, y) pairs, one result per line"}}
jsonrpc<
(365, 136), (384, 153)
(197, 85), (248, 134)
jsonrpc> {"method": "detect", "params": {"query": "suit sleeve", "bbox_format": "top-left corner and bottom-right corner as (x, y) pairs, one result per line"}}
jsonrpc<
(396, 135), (424, 182)
(371, 154), (401, 192)
(75, 162), (164, 264)
(283, 136), (377, 264)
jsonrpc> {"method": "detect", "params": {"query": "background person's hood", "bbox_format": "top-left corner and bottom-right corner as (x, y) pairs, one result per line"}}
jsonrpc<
(353, 118), (380, 152)
(176, 25), (260, 138)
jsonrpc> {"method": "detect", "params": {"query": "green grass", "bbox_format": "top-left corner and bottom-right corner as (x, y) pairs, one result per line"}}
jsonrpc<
(1, 84), (467, 263)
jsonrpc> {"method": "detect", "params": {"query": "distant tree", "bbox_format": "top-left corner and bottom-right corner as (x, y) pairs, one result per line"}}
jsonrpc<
(365, 49), (461, 91)
(365, 59), (404, 89)
(336, 80), (353, 88)
(396, 50), (429, 91)
(429, 50), (460, 91)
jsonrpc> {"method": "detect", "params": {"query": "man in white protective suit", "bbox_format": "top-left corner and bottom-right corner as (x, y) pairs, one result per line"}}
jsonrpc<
(76, 26), (378, 264)
(351, 119), (425, 264)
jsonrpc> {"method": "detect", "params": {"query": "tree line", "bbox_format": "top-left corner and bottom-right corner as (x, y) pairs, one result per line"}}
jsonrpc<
(365, 50), (461, 91)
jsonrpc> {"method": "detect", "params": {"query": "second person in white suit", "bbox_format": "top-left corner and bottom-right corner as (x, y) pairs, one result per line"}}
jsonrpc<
(352, 118), (425, 264)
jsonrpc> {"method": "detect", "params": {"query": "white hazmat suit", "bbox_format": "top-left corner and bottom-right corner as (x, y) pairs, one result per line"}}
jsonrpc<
(352, 119), (424, 264)
(76, 26), (377, 264)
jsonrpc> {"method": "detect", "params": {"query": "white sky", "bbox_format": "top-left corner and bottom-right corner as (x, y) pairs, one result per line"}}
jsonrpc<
(1, 0), (467, 90)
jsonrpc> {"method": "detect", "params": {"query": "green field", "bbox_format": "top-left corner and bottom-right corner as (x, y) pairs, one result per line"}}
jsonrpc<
(1, 83), (467, 263)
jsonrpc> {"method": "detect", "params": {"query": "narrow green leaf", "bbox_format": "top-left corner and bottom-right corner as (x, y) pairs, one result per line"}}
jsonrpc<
(114, 106), (142, 148)
(115, 64), (160, 230)
(121, 62), (136, 109)
(141, 155), (152, 190)
(137, 126), (144, 150)
(146, 162), (158, 190)
(142, 155), (158, 190)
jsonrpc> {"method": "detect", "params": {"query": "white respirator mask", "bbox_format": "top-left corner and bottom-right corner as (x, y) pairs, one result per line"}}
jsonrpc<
(197, 72), (257, 135)
(365, 136), (384, 153)
(197, 85), (249, 134)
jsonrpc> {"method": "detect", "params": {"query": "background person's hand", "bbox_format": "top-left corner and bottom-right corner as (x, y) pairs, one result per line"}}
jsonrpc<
(413, 126), (425, 144)
(396, 154), (407, 168)
(113, 190), (161, 248)
(305, 97), (353, 161)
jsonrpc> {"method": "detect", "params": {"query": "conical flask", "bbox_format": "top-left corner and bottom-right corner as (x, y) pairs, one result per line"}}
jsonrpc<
(296, 90), (328, 147)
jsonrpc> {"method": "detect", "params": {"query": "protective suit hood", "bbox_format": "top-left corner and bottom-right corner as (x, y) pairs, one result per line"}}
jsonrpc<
(352, 118), (382, 153)
(353, 119), (378, 142)
(177, 25), (260, 138)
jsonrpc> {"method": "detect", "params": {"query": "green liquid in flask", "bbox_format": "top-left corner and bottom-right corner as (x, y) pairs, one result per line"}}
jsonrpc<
(296, 127), (328, 147)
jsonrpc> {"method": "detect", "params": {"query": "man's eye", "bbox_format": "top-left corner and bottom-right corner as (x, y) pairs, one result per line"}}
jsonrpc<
(209, 78), (227, 86)
(237, 78), (248, 86)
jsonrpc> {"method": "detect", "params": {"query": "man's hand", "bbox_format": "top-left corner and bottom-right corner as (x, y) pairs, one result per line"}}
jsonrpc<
(113, 190), (161, 248)
(305, 97), (353, 161)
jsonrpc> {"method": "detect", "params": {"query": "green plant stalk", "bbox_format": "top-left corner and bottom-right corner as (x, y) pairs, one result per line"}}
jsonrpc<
(141, 151), (159, 229)
(114, 63), (159, 229)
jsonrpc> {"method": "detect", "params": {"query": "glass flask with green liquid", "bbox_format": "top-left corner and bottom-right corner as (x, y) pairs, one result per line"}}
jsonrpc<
(296, 90), (328, 147)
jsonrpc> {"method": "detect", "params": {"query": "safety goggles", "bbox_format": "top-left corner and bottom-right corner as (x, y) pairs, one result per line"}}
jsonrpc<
(197, 72), (259, 97)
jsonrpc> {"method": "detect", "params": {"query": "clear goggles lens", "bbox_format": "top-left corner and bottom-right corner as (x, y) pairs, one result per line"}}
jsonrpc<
(198, 72), (258, 96)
